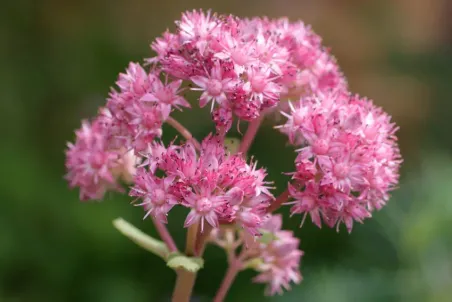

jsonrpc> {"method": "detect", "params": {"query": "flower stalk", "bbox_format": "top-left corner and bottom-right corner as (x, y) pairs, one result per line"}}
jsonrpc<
(166, 117), (201, 150)
(152, 216), (178, 253)
(172, 270), (197, 302)
(238, 116), (263, 156)
(267, 189), (291, 213)
(171, 223), (199, 302)
(213, 259), (242, 302)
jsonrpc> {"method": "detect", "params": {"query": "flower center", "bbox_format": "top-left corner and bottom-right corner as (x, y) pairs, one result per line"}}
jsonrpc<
(292, 111), (304, 126)
(333, 163), (349, 179)
(304, 196), (317, 209)
(153, 189), (166, 205)
(231, 50), (247, 66)
(142, 111), (159, 128)
(155, 88), (173, 104)
(364, 127), (378, 140)
(250, 75), (267, 93)
(90, 152), (106, 169)
(207, 79), (223, 96)
(196, 197), (213, 213)
(312, 139), (328, 155)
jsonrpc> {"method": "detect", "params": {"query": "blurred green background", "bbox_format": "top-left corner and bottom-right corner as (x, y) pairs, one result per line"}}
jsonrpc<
(1, 0), (452, 301)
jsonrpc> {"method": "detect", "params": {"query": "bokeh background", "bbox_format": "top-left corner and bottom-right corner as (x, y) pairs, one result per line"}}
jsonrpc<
(2, 0), (452, 301)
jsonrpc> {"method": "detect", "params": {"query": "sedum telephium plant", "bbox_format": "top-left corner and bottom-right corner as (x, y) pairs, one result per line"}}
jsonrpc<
(65, 10), (401, 302)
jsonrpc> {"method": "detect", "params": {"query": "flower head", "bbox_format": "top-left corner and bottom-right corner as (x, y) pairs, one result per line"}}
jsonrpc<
(253, 214), (303, 295)
(64, 9), (402, 299)
(106, 63), (188, 151)
(128, 134), (274, 234)
(279, 91), (401, 232)
(65, 119), (123, 200)
(151, 10), (346, 124)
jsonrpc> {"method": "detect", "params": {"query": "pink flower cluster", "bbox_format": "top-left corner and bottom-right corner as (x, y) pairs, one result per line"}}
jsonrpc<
(106, 63), (190, 151)
(278, 91), (401, 232)
(130, 135), (273, 234)
(253, 214), (303, 296)
(64, 9), (401, 298)
(209, 214), (302, 296)
(65, 116), (137, 200)
(150, 10), (346, 128)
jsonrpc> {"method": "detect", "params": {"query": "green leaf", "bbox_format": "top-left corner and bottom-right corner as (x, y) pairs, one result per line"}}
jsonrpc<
(113, 218), (169, 259)
(243, 257), (263, 270)
(259, 231), (277, 244)
(224, 137), (241, 154)
(166, 253), (204, 273)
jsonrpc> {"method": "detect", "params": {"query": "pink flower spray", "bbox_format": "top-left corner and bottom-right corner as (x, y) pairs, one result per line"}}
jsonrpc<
(65, 10), (401, 302)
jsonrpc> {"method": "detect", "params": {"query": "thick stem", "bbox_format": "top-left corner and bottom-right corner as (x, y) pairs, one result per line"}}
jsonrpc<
(237, 116), (263, 156)
(171, 223), (199, 302)
(172, 270), (197, 302)
(212, 260), (242, 302)
(194, 224), (213, 256)
(151, 217), (178, 253)
(166, 117), (201, 150)
(267, 189), (290, 213)
(185, 223), (199, 256)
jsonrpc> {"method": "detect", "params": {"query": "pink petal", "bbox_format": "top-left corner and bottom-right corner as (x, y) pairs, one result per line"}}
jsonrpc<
(225, 187), (244, 205)
(168, 79), (183, 91)
(184, 210), (199, 227)
(140, 93), (159, 102)
(205, 212), (219, 228)
(191, 76), (208, 88)
(199, 92), (211, 108)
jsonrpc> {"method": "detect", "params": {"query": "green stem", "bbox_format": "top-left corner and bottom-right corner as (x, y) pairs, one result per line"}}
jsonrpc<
(171, 223), (199, 302)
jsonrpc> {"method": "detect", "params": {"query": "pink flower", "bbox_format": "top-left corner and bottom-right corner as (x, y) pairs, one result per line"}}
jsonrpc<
(215, 32), (257, 73)
(183, 190), (225, 231)
(139, 141), (170, 173)
(291, 156), (317, 183)
(243, 67), (281, 104)
(235, 195), (271, 236)
(275, 101), (312, 145)
(165, 141), (199, 179)
(149, 31), (180, 64)
(254, 32), (290, 75)
(212, 107), (233, 135)
(190, 61), (236, 109)
(116, 62), (149, 95)
(338, 198), (372, 233)
(230, 88), (261, 121)
(177, 10), (219, 53)
(126, 102), (164, 151)
(130, 168), (179, 223)
(318, 151), (365, 192)
(141, 74), (190, 110)
(240, 160), (274, 198)
(65, 120), (120, 200)
(287, 182), (322, 228)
